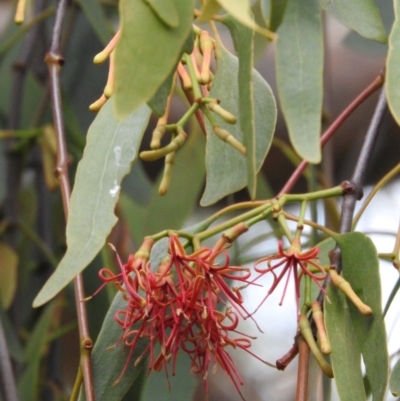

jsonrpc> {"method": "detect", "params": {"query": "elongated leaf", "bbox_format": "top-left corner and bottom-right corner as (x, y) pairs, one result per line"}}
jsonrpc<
(216, 0), (274, 38)
(201, 40), (276, 206)
(325, 284), (366, 401)
(275, 0), (323, 163)
(140, 352), (197, 401)
(261, 0), (289, 32)
(0, 243), (18, 309)
(33, 100), (151, 308)
(320, 0), (387, 43)
(18, 303), (57, 401)
(386, 0), (400, 126)
(140, 129), (206, 237)
(335, 232), (388, 401)
(76, 0), (112, 46)
(198, 0), (222, 22)
(389, 358), (400, 397)
(121, 128), (205, 243)
(144, 0), (179, 28)
(114, 0), (194, 118)
(78, 240), (169, 401)
(222, 15), (257, 199)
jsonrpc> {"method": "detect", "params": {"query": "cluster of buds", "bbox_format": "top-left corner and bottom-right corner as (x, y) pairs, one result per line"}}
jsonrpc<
(89, 27), (246, 195)
(99, 227), (273, 399)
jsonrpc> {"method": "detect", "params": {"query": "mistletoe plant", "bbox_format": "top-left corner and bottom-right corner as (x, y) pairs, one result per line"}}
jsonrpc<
(1, 1), (400, 401)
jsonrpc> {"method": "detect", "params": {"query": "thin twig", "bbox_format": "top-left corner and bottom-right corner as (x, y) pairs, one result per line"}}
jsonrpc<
(327, 87), (388, 277)
(279, 73), (384, 196)
(45, 0), (95, 399)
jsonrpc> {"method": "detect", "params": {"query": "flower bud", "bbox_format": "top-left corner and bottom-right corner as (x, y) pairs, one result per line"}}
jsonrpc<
(329, 269), (373, 316)
(208, 101), (237, 124)
(213, 126), (246, 155)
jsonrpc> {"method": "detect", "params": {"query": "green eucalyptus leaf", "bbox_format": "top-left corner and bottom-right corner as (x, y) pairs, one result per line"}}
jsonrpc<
(320, 0), (387, 43)
(325, 283), (366, 401)
(140, 352), (197, 401)
(147, 69), (175, 117)
(216, 0), (273, 37)
(221, 15), (257, 199)
(275, 0), (323, 163)
(114, 0), (194, 118)
(260, 0), (289, 32)
(386, 0), (400, 126)
(201, 40), (276, 206)
(76, 0), (112, 46)
(197, 0), (222, 22)
(335, 232), (388, 401)
(18, 303), (57, 401)
(33, 100), (151, 308)
(121, 130), (205, 243)
(143, 0), (179, 28)
(389, 358), (400, 397)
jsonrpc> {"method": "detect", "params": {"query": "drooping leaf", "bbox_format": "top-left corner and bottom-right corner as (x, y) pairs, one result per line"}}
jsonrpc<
(389, 358), (400, 397)
(33, 100), (151, 308)
(260, 0), (289, 32)
(147, 31), (194, 117)
(386, 0), (400, 126)
(121, 128), (205, 242)
(0, 307), (23, 363)
(139, 352), (197, 401)
(76, 0), (113, 46)
(335, 232), (388, 401)
(320, 0), (387, 43)
(18, 303), (57, 401)
(0, 243), (18, 309)
(78, 239), (169, 401)
(197, 0), (222, 22)
(201, 40), (276, 206)
(325, 283), (366, 401)
(114, 0), (194, 118)
(144, 0), (179, 28)
(147, 69), (175, 117)
(275, 0), (323, 163)
(216, 0), (274, 38)
(222, 15), (257, 199)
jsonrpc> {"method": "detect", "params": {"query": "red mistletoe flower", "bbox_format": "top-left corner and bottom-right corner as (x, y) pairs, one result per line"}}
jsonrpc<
(253, 238), (327, 314)
(98, 235), (273, 400)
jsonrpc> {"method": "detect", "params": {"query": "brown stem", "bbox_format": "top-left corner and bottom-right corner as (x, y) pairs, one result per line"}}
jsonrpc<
(278, 72), (384, 196)
(45, 0), (95, 399)
(295, 336), (310, 401)
(276, 341), (298, 370)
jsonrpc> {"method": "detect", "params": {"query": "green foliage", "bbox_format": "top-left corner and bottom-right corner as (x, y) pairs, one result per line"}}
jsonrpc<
(325, 233), (388, 401)
(389, 358), (400, 397)
(386, 0), (400, 126)
(320, 0), (387, 43)
(275, 0), (323, 163)
(33, 100), (151, 307)
(113, 0), (194, 117)
(201, 37), (276, 206)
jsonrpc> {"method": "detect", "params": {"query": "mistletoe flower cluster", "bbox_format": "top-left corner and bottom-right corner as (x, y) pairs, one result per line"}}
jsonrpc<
(99, 232), (271, 399)
(253, 237), (327, 314)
